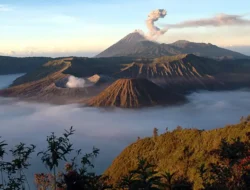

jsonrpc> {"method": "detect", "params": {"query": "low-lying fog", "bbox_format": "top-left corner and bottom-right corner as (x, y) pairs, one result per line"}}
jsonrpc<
(1, 74), (250, 187)
(0, 73), (24, 89)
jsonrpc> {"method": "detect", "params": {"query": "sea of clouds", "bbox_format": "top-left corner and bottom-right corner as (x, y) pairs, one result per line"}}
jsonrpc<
(1, 74), (250, 188)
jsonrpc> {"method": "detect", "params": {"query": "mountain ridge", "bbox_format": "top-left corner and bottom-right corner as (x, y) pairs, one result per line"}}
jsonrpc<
(105, 117), (250, 189)
(96, 32), (248, 59)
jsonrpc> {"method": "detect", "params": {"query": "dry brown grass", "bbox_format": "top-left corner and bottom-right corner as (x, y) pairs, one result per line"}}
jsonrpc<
(105, 117), (250, 189)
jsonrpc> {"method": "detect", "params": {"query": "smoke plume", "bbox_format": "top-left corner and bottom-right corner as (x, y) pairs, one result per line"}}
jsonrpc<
(146, 9), (167, 39)
(141, 11), (250, 40)
(165, 13), (250, 29)
(66, 76), (86, 88)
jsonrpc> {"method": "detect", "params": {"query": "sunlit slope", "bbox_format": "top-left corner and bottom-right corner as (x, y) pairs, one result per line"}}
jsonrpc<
(115, 54), (222, 91)
(87, 78), (186, 108)
(12, 58), (72, 86)
(105, 117), (250, 189)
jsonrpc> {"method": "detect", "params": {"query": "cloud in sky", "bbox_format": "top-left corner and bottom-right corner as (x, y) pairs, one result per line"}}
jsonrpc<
(0, 4), (13, 12)
(165, 13), (250, 29)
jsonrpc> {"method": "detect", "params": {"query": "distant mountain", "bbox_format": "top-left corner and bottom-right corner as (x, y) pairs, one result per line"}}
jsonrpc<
(2, 55), (250, 104)
(87, 78), (185, 108)
(115, 54), (218, 78)
(0, 56), (52, 75)
(0, 58), (106, 104)
(113, 54), (224, 92)
(96, 32), (248, 59)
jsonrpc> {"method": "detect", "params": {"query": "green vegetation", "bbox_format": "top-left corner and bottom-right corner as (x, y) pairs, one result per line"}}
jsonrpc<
(105, 116), (250, 189)
(0, 140), (36, 190)
(0, 117), (250, 189)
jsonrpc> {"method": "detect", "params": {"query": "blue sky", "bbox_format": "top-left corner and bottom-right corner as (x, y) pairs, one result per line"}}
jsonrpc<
(0, 0), (250, 57)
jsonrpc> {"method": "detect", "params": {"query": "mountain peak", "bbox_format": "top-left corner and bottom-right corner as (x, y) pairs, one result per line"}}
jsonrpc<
(95, 31), (152, 58)
(171, 40), (191, 47)
(87, 78), (185, 108)
(95, 32), (248, 59)
(173, 40), (190, 44)
(120, 31), (147, 43)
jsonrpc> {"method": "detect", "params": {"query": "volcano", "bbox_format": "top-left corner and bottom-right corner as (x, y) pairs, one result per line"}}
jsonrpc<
(87, 78), (185, 108)
(95, 31), (248, 59)
(95, 31), (150, 58)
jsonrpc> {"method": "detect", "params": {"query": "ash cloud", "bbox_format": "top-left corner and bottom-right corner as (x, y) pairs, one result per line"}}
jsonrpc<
(140, 10), (250, 40)
(146, 9), (167, 40)
(165, 13), (250, 29)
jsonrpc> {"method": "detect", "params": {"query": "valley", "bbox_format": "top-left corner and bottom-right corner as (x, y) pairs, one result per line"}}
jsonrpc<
(1, 73), (250, 189)
(1, 1), (250, 189)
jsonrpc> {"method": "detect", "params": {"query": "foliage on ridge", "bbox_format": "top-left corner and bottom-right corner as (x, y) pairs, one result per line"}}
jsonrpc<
(105, 116), (250, 189)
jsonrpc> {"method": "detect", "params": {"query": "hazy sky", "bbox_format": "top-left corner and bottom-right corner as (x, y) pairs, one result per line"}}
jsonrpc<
(0, 0), (250, 57)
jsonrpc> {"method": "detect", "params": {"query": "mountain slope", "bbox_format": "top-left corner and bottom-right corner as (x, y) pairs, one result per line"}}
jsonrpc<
(0, 56), (52, 75)
(170, 40), (248, 59)
(114, 54), (222, 91)
(115, 54), (218, 78)
(105, 116), (250, 189)
(2, 55), (250, 104)
(96, 31), (151, 58)
(87, 78), (185, 108)
(0, 58), (114, 104)
(12, 59), (71, 86)
(95, 32), (248, 59)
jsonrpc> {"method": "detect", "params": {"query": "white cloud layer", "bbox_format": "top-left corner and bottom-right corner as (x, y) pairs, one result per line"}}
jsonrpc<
(1, 74), (250, 188)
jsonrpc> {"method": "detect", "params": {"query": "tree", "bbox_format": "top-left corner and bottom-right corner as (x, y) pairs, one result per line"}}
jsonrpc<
(153, 128), (158, 138)
(0, 137), (7, 188)
(179, 146), (194, 177)
(165, 127), (169, 132)
(117, 172), (137, 190)
(161, 171), (176, 190)
(200, 135), (250, 189)
(131, 158), (161, 190)
(38, 127), (75, 190)
(0, 140), (35, 190)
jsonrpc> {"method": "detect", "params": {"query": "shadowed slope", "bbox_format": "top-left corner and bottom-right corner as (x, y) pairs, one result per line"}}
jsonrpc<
(0, 56), (52, 75)
(87, 78), (185, 108)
